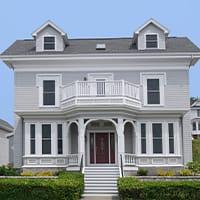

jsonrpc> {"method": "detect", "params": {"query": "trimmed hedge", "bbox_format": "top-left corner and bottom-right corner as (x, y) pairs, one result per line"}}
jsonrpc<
(118, 177), (200, 200)
(0, 172), (84, 200)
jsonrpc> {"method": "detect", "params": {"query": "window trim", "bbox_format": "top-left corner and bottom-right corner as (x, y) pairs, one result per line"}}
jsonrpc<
(140, 72), (166, 106)
(145, 33), (159, 49)
(43, 35), (56, 51)
(36, 74), (61, 108)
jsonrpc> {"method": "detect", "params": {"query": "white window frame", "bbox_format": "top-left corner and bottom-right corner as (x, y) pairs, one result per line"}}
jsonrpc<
(140, 72), (166, 106)
(36, 74), (62, 108)
(43, 35), (57, 51)
(145, 33), (159, 49)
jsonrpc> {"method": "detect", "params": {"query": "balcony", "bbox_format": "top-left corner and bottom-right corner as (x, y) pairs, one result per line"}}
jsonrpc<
(61, 80), (141, 110)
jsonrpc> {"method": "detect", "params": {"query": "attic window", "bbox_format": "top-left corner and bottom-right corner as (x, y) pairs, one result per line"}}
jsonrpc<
(96, 44), (106, 50)
(44, 36), (55, 50)
(146, 34), (158, 48)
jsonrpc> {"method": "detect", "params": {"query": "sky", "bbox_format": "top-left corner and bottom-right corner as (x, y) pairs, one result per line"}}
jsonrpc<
(0, 0), (200, 125)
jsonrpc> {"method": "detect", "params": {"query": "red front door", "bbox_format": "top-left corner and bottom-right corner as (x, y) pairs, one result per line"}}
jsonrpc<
(96, 133), (109, 163)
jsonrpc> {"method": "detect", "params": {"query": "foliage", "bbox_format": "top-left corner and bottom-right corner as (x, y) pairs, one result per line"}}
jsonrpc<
(179, 169), (193, 176)
(137, 168), (148, 176)
(157, 169), (174, 176)
(0, 165), (20, 176)
(20, 171), (34, 176)
(0, 172), (84, 200)
(118, 177), (200, 200)
(187, 161), (200, 174)
(192, 139), (200, 163)
(35, 171), (55, 176)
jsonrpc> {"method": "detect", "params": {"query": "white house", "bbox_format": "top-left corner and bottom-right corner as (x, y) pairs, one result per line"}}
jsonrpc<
(1, 18), (200, 195)
(0, 119), (13, 165)
(191, 99), (200, 138)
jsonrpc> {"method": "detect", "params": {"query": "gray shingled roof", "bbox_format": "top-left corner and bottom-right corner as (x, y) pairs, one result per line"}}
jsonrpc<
(1, 37), (200, 56)
(0, 119), (13, 133)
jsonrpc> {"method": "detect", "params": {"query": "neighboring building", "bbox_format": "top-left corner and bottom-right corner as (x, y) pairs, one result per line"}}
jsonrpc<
(1, 18), (200, 195)
(191, 99), (200, 138)
(0, 119), (13, 165)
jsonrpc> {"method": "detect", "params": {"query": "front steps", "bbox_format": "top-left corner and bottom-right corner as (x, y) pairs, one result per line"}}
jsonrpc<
(83, 166), (120, 197)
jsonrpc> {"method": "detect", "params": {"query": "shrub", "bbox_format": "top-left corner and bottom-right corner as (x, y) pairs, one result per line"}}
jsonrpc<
(0, 165), (19, 176)
(157, 169), (174, 176)
(137, 168), (148, 176)
(35, 171), (55, 176)
(20, 171), (34, 176)
(118, 177), (200, 200)
(192, 139), (200, 163)
(0, 172), (84, 200)
(187, 161), (200, 174)
(179, 169), (193, 176)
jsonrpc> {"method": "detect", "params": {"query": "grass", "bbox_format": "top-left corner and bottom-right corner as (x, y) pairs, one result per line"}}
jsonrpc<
(193, 139), (200, 163)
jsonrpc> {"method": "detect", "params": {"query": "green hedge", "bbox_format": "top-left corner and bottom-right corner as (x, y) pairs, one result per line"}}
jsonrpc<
(0, 172), (84, 200)
(118, 177), (200, 200)
(193, 139), (200, 163)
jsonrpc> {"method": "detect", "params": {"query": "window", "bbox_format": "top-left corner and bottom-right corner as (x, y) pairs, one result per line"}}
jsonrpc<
(193, 122), (197, 131)
(44, 36), (55, 50)
(42, 124), (51, 154)
(147, 79), (160, 104)
(43, 80), (55, 106)
(57, 124), (63, 154)
(198, 122), (200, 131)
(168, 123), (174, 154)
(30, 124), (35, 154)
(141, 123), (146, 154)
(152, 123), (162, 153)
(146, 34), (158, 48)
(197, 110), (200, 117)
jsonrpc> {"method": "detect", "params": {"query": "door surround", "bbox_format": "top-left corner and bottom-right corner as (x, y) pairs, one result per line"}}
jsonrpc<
(86, 130), (117, 165)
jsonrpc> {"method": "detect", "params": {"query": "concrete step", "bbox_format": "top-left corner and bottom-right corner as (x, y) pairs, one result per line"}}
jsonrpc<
(84, 190), (118, 194)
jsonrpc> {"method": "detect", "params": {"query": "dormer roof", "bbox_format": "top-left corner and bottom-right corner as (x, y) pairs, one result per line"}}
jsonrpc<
(32, 20), (66, 37)
(135, 18), (169, 35)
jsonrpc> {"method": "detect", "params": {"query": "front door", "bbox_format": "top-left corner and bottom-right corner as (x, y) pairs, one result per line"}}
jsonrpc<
(96, 133), (109, 163)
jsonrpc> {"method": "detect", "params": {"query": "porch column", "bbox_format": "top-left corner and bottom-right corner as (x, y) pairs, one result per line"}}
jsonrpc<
(117, 118), (125, 165)
(78, 118), (85, 167)
(63, 122), (68, 155)
(24, 122), (30, 155)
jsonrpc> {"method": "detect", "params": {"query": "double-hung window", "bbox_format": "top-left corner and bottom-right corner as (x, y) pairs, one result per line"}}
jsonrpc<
(168, 123), (175, 154)
(30, 124), (35, 154)
(141, 123), (146, 154)
(42, 124), (51, 154)
(43, 80), (55, 106)
(197, 110), (200, 117)
(146, 34), (158, 48)
(147, 79), (160, 104)
(152, 123), (162, 154)
(57, 124), (63, 154)
(193, 122), (197, 131)
(44, 36), (55, 50)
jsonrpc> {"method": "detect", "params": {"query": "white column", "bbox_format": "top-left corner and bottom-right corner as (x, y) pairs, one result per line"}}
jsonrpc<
(175, 121), (180, 155)
(147, 122), (152, 154)
(135, 122), (140, 155)
(24, 122), (30, 155)
(78, 118), (85, 166)
(52, 122), (57, 155)
(117, 118), (125, 165)
(163, 122), (169, 155)
(36, 123), (42, 155)
(63, 122), (68, 155)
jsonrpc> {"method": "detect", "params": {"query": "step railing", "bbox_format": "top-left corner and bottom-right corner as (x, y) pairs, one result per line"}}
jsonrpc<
(120, 154), (124, 177)
(62, 80), (140, 101)
(124, 153), (136, 166)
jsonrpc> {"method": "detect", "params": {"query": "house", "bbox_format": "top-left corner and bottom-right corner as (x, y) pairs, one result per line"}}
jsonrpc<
(191, 99), (200, 138)
(0, 119), (13, 165)
(1, 18), (200, 195)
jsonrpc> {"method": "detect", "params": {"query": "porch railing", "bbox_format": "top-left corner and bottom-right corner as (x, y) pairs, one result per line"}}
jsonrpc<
(66, 154), (79, 166)
(61, 80), (140, 101)
(123, 153), (136, 166)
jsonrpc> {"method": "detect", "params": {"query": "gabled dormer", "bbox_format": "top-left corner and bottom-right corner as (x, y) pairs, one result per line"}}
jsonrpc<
(32, 20), (69, 52)
(134, 18), (169, 50)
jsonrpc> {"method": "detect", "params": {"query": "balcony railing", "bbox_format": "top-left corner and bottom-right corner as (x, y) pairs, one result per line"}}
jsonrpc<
(61, 80), (141, 108)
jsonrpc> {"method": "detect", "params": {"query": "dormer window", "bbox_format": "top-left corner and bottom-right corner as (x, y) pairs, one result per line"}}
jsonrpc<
(44, 36), (55, 50)
(146, 34), (158, 49)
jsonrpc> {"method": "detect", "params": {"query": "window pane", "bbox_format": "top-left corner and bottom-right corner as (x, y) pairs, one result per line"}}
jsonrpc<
(44, 37), (55, 43)
(141, 139), (146, 154)
(57, 124), (63, 154)
(169, 139), (174, 154)
(58, 124), (62, 138)
(42, 124), (51, 138)
(43, 93), (55, 105)
(146, 35), (157, 40)
(147, 79), (159, 90)
(141, 123), (146, 154)
(30, 124), (35, 154)
(147, 92), (160, 104)
(168, 123), (174, 137)
(153, 139), (162, 153)
(153, 123), (162, 137)
(141, 123), (146, 137)
(197, 110), (200, 117)
(44, 43), (55, 50)
(193, 122), (196, 131)
(31, 140), (35, 154)
(43, 80), (55, 92)
(146, 35), (158, 48)
(30, 124), (35, 139)
(42, 140), (51, 154)
(146, 41), (158, 48)
(58, 140), (63, 154)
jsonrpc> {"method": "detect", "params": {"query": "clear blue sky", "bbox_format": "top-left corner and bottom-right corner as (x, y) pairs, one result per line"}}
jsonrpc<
(0, 0), (200, 125)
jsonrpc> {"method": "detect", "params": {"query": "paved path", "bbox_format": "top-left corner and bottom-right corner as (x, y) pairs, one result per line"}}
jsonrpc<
(81, 196), (119, 200)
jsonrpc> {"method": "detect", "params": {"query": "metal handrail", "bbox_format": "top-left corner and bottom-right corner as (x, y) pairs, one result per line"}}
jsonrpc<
(120, 154), (124, 177)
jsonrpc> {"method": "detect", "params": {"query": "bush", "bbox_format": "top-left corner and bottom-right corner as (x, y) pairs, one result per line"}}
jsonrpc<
(118, 177), (200, 200)
(35, 171), (55, 176)
(137, 168), (148, 176)
(20, 171), (34, 176)
(193, 139), (200, 163)
(0, 172), (84, 200)
(179, 169), (193, 176)
(157, 169), (174, 176)
(187, 161), (200, 174)
(0, 165), (19, 176)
